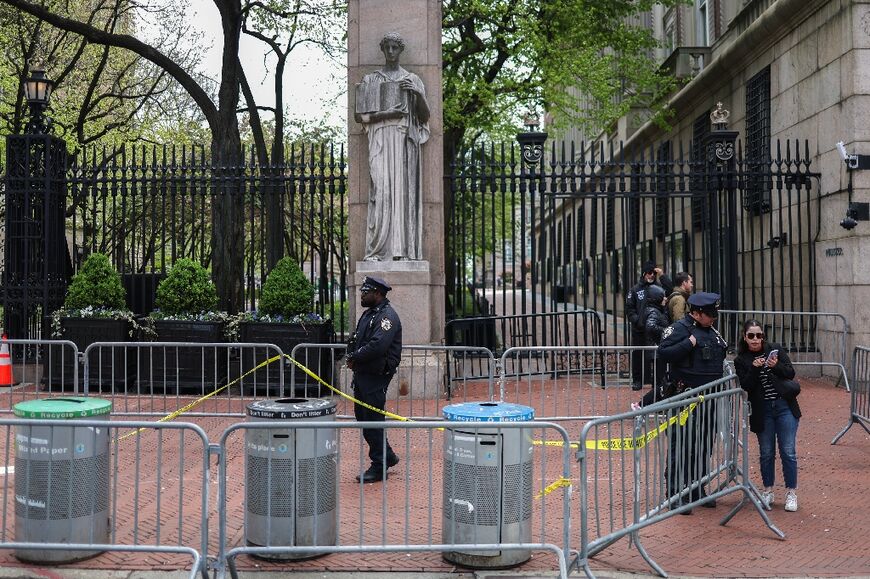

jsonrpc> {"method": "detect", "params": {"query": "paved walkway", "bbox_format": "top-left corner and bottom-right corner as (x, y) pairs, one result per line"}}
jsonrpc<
(0, 374), (866, 578)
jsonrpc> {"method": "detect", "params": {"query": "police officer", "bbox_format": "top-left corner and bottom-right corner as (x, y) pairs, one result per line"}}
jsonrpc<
(346, 276), (402, 483)
(657, 292), (727, 514)
(626, 260), (658, 390)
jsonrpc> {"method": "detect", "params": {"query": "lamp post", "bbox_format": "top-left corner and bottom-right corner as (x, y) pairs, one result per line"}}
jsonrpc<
(514, 111), (548, 314)
(24, 68), (54, 134)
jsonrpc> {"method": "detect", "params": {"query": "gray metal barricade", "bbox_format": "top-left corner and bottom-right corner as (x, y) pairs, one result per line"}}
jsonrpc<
(216, 420), (572, 579)
(0, 418), (209, 578)
(83, 342), (284, 416)
(832, 345), (870, 444)
(572, 376), (784, 579)
(0, 339), (80, 412)
(291, 343), (496, 420)
(719, 310), (850, 390)
(499, 346), (660, 420)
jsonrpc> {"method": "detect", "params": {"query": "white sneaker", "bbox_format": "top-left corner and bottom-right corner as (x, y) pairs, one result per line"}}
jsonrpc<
(760, 490), (774, 510)
(785, 490), (798, 512)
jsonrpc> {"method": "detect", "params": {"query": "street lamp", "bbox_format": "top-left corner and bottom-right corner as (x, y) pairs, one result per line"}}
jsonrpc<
(24, 68), (54, 134)
(516, 111), (547, 165)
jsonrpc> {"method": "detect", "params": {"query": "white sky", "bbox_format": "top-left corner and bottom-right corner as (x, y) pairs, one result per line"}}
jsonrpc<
(179, 0), (346, 132)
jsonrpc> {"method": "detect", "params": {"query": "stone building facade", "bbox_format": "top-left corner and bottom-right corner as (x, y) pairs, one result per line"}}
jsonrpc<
(555, 0), (869, 355)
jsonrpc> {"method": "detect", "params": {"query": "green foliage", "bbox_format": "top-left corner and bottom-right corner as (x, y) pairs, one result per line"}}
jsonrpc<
(258, 257), (315, 319)
(442, 0), (688, 146)
(154, 259), (219, 316)
(63, 253), (127, 310)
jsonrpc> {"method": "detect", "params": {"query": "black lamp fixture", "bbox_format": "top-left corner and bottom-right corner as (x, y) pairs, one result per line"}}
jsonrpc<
(24, 67), (54, 133)
(516, 110), (547, 165)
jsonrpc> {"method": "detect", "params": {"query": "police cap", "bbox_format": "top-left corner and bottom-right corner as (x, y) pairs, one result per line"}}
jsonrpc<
(360, 276), (391, 294)
(687, 292), (721, 316)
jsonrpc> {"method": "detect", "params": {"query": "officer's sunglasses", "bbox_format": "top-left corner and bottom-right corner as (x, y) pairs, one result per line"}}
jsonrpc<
(745, 332), (764, 340)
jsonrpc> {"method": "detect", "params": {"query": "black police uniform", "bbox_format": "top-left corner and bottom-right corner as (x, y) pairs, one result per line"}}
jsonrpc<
(625, 260), (658, 389)
(347, 289), (402, 475)
(657, 292), (727, 510)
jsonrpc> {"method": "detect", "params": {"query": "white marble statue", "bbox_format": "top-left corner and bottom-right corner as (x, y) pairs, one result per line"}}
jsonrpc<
(355, 32), (430, 261)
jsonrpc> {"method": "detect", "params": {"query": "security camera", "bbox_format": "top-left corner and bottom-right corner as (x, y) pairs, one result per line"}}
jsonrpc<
(837, 141), (849, 161)
(841, 215), (858, 230)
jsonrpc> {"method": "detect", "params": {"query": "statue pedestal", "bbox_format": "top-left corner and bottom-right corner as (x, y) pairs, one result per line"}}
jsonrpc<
(355, 260), (442, 400)
(355, 260), (432, 345)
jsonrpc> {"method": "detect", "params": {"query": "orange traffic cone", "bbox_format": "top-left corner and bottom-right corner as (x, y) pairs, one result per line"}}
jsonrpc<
(0, 335), (16, 386)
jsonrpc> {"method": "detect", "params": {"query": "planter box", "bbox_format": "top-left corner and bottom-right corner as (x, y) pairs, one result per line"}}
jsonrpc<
(238, 321), (335, 396)
(47, 318), (134, 392)
(143, 320), (234, 394)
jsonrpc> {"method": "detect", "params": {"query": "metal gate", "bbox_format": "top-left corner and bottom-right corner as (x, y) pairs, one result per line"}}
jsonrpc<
(445, 113), (820, 347)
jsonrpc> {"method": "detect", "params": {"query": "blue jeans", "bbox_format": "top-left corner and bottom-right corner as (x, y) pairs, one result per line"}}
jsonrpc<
(756, 398), (799, 488)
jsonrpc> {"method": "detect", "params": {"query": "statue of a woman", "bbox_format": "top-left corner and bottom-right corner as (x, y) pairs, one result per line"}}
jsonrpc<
(355, 32), (430, 261)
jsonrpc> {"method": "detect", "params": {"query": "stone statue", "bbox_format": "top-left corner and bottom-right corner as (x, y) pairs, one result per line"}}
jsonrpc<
(355, 32), (430, 261)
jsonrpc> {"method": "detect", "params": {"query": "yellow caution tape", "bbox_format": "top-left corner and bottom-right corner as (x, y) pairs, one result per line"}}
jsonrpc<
(118, 353), (410, 441)
(533, 440), (580, 449)
(536, 476), (573, 498)
(531, 397), (703, 452)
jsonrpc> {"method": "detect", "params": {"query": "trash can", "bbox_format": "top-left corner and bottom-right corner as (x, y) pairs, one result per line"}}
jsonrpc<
(442, 401), (534, 568)
(13, 397), (112, 563)
(245, 397), (337, 559)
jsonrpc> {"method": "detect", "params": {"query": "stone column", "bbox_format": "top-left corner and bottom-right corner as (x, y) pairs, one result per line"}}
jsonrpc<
(347, 0), (444, 346)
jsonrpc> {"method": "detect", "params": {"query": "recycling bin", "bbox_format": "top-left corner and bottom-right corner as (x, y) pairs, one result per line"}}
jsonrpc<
(442, 401), (534, 568)
(245, 397), (337, 559)
(13, 397), (112, 563)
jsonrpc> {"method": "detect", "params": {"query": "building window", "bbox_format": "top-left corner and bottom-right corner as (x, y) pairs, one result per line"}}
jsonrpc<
(697, 0), (709, 46)
(691, 110), (710, 230)
(655, 141), (671, 240)
(745, 66), (772, 215)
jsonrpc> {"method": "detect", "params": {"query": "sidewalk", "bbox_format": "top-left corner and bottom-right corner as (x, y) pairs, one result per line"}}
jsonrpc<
(0, 375), (866, 578)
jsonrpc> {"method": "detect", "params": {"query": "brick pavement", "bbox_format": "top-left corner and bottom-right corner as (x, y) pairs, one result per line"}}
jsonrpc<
(0, 374), (865, 577)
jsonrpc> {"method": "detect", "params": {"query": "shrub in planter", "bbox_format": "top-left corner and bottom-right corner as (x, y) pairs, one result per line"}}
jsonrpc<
(148, 259), (233, 393)
(237, 257), (334, 396)
(49, 253), (137, 391)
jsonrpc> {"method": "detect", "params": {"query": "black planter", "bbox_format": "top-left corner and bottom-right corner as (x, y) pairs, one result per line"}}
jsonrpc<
(238, 321), (335, 396)
(145, 319), (234, 394)
(47, 317), (134, 392)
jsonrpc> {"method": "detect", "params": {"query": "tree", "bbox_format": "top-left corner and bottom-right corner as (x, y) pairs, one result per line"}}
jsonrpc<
(441, 0), (685, 152)
(1, 0), (248, 312)
(0, 0), (205, 154)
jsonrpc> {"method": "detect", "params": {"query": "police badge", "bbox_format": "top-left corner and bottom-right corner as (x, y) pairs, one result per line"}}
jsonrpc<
(380, 318), (392, 331)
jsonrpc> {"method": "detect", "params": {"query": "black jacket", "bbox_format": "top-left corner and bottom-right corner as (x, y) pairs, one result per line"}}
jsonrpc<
(657, 315), (727, 389)
(625, 280), (655, 332)
(643, 304), (670, 346)
(347, 299), (402, 376)
(734, 343), (801, 433)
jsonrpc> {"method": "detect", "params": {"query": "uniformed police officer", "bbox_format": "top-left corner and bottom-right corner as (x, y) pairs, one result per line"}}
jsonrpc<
(657, 292), (727, 514)
(346, 276), (402, 483)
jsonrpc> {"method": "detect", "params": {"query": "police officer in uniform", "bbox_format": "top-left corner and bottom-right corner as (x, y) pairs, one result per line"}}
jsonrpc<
(657, 292), (727, 514)
(346, 276), (402, 483)
(626, 261), (659, 390)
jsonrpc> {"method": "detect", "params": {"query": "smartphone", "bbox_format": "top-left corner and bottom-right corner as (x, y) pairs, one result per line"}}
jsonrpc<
(765, 349), (779, 364)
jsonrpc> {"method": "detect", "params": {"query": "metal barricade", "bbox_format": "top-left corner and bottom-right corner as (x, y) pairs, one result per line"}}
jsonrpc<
(0, 339), (80, 412)
(0, 418), (209, 578)
(83, 342), (284, 417)
(446, 309), (605, 354)
(291, 343), (496, 420)
(572, 376), (784, 579)
(719, 310), (850, 390)
(499, 346), (660, 420)
(832, 345), (870, 444)
(216, 420), (572, 578)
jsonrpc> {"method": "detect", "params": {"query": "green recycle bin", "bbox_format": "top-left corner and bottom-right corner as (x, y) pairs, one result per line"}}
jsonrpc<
(13, 397), (112, 563)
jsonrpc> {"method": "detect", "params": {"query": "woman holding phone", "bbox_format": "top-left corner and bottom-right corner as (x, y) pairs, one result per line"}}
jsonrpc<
(734, 319), (802, 512)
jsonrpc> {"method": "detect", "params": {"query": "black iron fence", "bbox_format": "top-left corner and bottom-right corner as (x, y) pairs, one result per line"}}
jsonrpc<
(2, 139), (349, 339)
(446, 133), (820, 347)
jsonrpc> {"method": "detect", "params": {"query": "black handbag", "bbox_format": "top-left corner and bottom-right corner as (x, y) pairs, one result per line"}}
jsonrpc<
(774, 377), (801, 398)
